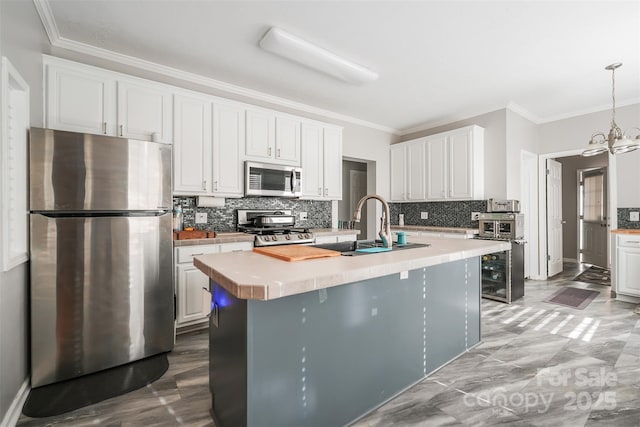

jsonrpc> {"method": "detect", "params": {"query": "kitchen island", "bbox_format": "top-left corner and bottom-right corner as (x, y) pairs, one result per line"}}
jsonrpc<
(194, 236), (509, 427)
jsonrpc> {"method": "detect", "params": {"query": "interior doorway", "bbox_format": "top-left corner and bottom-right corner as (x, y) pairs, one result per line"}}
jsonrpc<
(339, 160), (369, 239)
(539, 151), (609, 278)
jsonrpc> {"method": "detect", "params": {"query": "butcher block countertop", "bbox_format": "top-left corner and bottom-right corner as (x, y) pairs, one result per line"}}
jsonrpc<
(194, 236), (509, 301)
(611, 229), (640, 235)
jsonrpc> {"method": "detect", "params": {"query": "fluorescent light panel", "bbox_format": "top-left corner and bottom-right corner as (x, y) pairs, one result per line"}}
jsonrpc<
(259, 27), (378, 84)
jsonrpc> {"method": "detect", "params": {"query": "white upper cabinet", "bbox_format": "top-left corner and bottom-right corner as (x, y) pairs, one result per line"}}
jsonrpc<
(46, 61), (115, 135)
(245, 108), (274, 160)
(213, 101), (244, 197)
(301, 122), (323, 198)
(390, 144), (406, 201)
(425, 136), (447, 200)
(323, 127), (342, 199)
(117, 81), (172, 143)
(392, 125), (484, 202)
(173, 93), (212, 194)
(407, 139), (426, 201)
(245, 108), (301, 166)
(274, 115), (301, 164)
(301, 123), (343, 200)
(45, 56), (173, 143)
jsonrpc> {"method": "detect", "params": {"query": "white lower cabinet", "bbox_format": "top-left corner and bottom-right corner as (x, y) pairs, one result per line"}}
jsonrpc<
(614, 234), (640, 297)
(175, 242), (252, 329)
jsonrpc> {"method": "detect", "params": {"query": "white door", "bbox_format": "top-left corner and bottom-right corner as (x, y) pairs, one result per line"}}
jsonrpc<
(580, 168), (608, 267)
(176, 265), (209, 325)
(323, 127), (342, 199)
(547, 158), (563, 276)
(521, 150), (538, 279)
(407, 140), (426, 201)
(117, 81), (172, 142)
(390, 144), (406, 201)
(301, 123), (323, 198)
(350, 169), (368, 239)
(274, 116), (301, 165)
(448, 131), (473, 199)
(245, 109), (274, 159)
(425, 136), (447, 200)
(173, 94), (212, 194)
(46, 64), (115, 135)
(213, 101), (244, 196)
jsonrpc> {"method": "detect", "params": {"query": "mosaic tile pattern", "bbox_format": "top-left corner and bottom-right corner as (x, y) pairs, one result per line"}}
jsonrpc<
(390, 200), (487, 228)
(617, 208), (640, 229)
(172, 196), (332, 232)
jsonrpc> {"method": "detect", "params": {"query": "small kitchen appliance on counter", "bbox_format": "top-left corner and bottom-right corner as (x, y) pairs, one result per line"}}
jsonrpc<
(477, 200), (526, 303)
(237, 209), (314, 246)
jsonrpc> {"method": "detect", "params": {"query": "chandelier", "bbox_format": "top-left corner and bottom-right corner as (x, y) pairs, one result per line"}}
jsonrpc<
(582, 63), (640, 156)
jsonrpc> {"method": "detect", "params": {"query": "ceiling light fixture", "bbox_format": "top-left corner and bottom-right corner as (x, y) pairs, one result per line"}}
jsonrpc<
(259, 27), (378, 85)
(582, 63), (640, 157)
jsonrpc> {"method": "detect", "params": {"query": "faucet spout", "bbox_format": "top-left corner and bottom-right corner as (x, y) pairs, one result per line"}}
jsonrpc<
(352, 194), (392, 249)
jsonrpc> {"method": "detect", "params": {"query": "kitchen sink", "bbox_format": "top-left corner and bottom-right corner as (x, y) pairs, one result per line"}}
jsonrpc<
(311, 239), (430, 256)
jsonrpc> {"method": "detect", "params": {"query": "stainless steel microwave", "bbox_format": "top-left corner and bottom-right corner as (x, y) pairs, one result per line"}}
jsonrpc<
(245, 161), (302, 197)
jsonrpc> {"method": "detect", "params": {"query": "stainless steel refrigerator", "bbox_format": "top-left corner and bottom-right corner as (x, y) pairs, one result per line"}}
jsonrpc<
(29, 128), (174, 388)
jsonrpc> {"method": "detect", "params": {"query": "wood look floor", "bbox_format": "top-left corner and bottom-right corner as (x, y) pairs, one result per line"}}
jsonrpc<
(18, 263), (640, 426)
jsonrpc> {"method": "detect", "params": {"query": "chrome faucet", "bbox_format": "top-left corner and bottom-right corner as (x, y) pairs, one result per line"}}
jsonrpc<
(353, 194), (392, 248)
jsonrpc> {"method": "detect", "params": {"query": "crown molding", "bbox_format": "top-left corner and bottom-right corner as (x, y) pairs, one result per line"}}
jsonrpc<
(32, 0), (399, 135)
(536, 98), (640, 124)
(505, 102), (541, 124)
(33, 0), (60, 44)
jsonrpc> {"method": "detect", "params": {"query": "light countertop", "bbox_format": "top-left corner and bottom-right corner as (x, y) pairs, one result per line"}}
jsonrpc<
(173, 232), (255, 247)
(611, 229), (640, 235)
(312, 228), (360, 236)
(392, 225), (479, 234)
(194, 236), (509, 301)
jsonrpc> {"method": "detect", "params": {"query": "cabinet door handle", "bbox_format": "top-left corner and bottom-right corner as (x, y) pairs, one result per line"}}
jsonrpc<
(268, 147), (272, 156)
(202, 180), (207, 190)
(324, 188), (328, 196)
(277, 148), (281, 158)
(318, 187), (322, 195)
(191, 253), (204, 256)
(102, 122), (107, 134)
(119, 124), (124, 137)
(214, 181), (218, 191)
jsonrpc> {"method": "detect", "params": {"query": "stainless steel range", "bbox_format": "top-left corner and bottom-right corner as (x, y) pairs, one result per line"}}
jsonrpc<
(237, 209), (314, 246)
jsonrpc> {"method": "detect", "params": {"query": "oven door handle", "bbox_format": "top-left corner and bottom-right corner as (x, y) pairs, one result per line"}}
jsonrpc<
(290, 170), (296, 193)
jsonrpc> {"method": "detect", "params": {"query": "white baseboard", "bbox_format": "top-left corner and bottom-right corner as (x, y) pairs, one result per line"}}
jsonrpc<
(615, 294), (640, 304)
(0, 378), (29, 427)
(563, 257), (579, 263)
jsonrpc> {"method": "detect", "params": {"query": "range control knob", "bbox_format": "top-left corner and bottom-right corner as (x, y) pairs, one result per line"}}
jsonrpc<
(271, 235), (278, 241)
(298, 233), (304, 238)
(304, 233), (311, 239)
(285, 234), (291, 240)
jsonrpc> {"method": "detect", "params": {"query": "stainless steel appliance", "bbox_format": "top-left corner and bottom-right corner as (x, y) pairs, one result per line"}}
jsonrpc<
(29, 128), (174, 388)
(237, 209), (314, 246)
(245, 161), (302, 197)
(479, 212), (525, 240)
(487, 199), (521, 213)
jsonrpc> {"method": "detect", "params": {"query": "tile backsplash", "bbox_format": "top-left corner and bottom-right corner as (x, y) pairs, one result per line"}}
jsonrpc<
(617, 208), (640, 229)
(172, 197), (332, 232)
(390, 200), (487, 228)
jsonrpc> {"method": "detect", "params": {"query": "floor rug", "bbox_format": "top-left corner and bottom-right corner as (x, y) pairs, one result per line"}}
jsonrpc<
(543, 287), (600, 310)
(574, 266), (611, 286)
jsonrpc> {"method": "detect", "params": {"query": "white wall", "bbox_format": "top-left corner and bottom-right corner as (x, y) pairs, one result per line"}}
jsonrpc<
(398, 109), (508, 200)
(0, 1), (50, 424)
(539, 103), (640, 209)
(506, 109), (539, 200)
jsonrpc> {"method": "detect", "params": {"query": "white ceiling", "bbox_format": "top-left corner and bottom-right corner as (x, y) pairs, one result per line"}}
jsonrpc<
(43, 0), (640, 134)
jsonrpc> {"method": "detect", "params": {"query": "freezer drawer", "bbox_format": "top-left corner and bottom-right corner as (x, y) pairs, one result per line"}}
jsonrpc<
(29, 128), (172, 211)
(30, 213), (174, 387)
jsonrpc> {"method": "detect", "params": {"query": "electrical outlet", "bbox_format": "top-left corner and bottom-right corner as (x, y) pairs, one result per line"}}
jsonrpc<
(630, 211), (640, 221)
(195, 212), (207, 224)
(420, 212), (428, 220)
(299, 211), (308, 220)
(471, 212), (481, 221)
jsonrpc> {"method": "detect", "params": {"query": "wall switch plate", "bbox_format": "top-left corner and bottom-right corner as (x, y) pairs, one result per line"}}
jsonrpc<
(420, 212), (428, 220)
(631, 212), (640, 221)
(471, 212), (481, 221)
(195, 212), (208, 224)
(299, 211), (308, 220)
(400, 271), (409, 279)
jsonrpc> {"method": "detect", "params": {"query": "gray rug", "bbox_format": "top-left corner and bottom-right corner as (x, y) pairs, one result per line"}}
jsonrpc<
(543, 287), (600, 310)
(574, 266), (610, 286)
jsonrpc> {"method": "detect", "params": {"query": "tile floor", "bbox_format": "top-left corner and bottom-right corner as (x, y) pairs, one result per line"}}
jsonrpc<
(18, 263), (640, 426)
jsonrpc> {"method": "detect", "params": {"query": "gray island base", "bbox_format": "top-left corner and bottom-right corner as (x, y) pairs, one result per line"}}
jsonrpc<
(209, 257), (481, 427)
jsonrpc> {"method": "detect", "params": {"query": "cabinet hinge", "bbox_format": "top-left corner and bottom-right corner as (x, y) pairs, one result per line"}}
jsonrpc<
(547, 254), (551, 261)
(546, 169), (550, 175)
